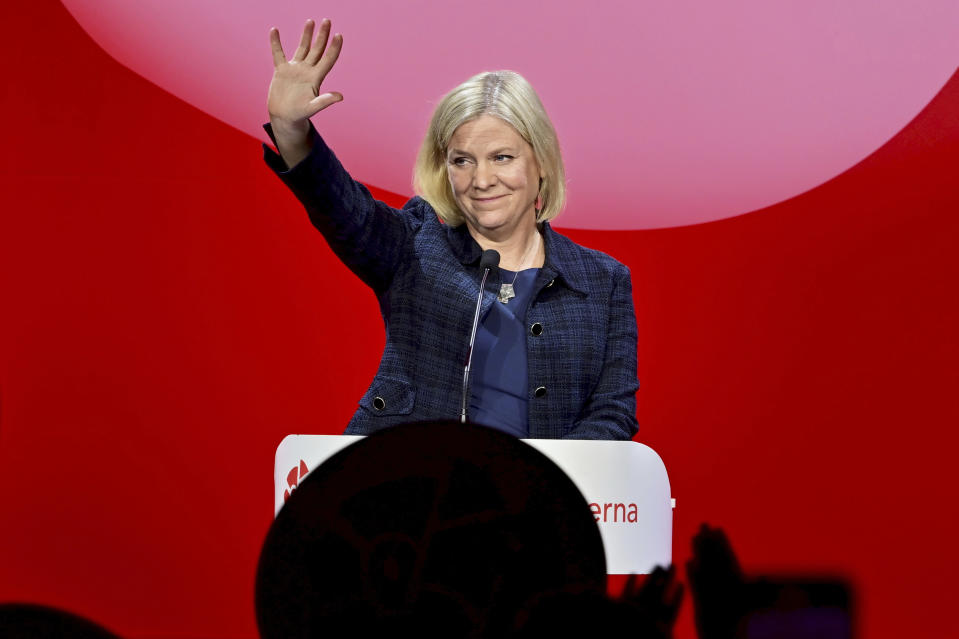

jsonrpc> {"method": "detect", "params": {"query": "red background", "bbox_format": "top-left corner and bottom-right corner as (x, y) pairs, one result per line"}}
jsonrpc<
(1, 2), (957, 637)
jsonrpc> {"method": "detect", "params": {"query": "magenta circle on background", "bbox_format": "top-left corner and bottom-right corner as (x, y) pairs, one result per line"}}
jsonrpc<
(61, 0), (958, 229)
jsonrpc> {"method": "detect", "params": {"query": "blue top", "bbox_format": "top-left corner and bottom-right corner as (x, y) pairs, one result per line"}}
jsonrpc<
(469, 268), (540, 437)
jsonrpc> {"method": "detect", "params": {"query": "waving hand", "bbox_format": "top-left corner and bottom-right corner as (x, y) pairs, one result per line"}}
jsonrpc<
(267, 19), (343, 166)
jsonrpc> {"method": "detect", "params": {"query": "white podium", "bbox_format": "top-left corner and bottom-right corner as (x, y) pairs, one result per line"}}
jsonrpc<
(274, 435), (674, 574)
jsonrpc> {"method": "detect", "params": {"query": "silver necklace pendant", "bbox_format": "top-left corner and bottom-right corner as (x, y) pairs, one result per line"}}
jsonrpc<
(498, 283), (515, 303)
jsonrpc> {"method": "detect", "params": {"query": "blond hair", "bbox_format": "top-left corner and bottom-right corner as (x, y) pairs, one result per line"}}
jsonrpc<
(414, 71), (566, 226)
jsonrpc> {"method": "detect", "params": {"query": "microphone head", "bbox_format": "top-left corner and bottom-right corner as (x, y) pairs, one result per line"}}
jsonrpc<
(480, 250), (500, 271)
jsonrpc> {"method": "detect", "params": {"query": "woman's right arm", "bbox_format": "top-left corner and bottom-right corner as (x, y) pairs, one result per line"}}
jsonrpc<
(266, 20), (415, 293)
(267, 19), (343, 169)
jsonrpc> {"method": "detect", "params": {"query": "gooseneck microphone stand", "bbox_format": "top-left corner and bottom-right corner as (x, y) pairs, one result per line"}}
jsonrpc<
(461, 250), (500, 423)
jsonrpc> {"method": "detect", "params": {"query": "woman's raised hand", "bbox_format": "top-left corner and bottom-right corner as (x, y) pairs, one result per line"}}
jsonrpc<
(268, 19), (343, 127)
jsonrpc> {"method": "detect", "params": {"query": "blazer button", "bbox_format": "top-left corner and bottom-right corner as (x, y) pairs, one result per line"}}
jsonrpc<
(530, 322), (544, 336)
(372, 396), (386, 411)
(534, 386), (547, 398)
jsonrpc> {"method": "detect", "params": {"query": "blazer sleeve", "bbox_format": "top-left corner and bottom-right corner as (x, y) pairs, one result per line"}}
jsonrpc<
(562, 264), (640, 440)
(262, 122), (417, 294)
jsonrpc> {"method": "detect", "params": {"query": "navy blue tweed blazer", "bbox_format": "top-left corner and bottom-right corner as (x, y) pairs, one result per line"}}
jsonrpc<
(264, 126), (639, 439)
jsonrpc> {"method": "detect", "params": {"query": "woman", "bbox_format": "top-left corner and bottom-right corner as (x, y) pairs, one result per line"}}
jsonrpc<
(265, 19), (638, 439)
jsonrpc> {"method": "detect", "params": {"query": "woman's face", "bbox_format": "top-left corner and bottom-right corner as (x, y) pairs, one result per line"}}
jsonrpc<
(447, 115), (542, 241)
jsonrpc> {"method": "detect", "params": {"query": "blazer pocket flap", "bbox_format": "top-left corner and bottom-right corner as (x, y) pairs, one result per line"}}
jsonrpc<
(359, 377), (415, 416)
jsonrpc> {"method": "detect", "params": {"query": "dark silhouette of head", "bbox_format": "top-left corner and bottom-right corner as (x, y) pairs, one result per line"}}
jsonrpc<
(0, 603), (122, 639)
(255, 421), (606, 638)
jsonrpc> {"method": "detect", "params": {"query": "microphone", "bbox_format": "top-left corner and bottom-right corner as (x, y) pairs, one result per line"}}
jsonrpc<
(461, 250), (500, 423)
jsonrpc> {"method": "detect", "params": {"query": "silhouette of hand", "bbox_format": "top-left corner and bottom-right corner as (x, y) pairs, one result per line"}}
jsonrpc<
(686, 523), (747, 639)
(620, 565), (684, 638)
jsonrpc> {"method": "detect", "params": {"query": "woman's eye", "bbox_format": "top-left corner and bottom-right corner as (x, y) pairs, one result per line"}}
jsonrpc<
(494, 154), (513, 162)
(451, 157), (470, 167)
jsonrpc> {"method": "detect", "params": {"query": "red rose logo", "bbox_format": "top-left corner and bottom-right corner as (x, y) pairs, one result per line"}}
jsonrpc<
(283, 459), (310, 503)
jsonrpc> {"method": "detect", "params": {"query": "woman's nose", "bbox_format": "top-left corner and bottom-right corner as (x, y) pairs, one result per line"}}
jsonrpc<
(473, 162), (496, 188)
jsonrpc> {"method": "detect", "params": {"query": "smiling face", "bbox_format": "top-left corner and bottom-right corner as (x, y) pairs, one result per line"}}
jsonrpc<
(447, 115), (543, 241)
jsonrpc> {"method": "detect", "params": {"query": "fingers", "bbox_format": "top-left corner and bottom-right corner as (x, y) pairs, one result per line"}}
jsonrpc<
(315, 32), (343, 76)
(305, 19), (332, 65)
(269, 28), (286, 68)
(274, 19), (340, 69)
(308, 92), (344, 116)
(663, 582), (684, 625)
(292, 19), (315, 62)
